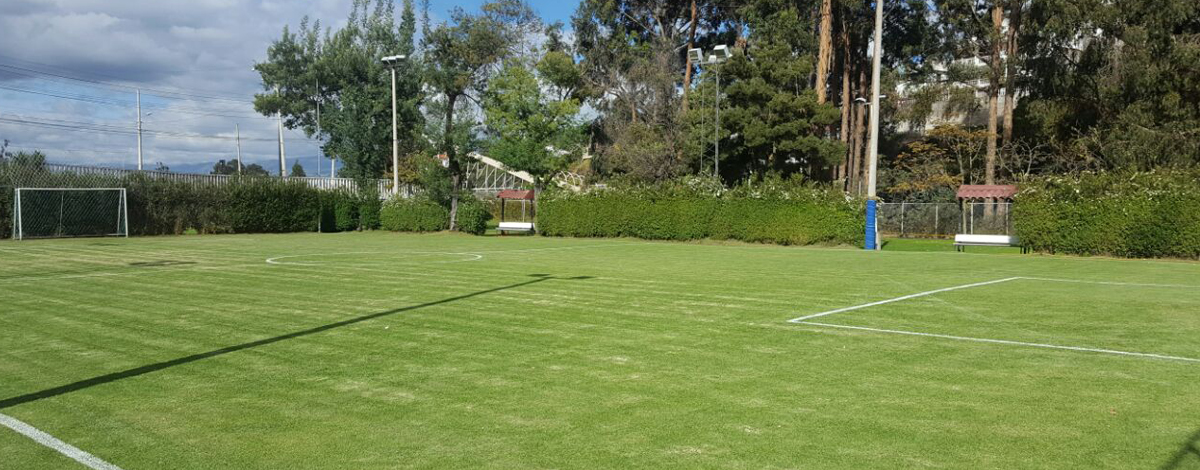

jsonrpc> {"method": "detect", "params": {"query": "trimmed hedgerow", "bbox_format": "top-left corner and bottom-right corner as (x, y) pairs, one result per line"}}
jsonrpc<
(380, 197), (449, 232)
(0, 162), (388, 237)
(1014, 170), (1200, 259)
(455, 198), (491, 236)
(538, 175), (864, 246)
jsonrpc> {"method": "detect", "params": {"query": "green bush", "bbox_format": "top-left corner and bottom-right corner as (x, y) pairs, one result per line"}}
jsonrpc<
(455, 198), (491, 235)
(1014, 170), (1200, 258)
(380, 197), (449, 232)
(538, 176), (864, 246)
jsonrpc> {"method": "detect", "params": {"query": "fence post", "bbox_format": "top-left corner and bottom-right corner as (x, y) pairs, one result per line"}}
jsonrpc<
(900, 202), (906, 238)
(970, 203), (975, 234)
(934, 204), (939, 237)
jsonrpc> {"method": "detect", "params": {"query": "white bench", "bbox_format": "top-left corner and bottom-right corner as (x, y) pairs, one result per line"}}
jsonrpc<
(954, 234), (1026, 253)
(497, 221), (535, 235)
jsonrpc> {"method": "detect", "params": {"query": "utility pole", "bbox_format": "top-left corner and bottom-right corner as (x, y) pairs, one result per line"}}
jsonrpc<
(864, 0), (884, 251)
(136, 89), (143, 170)
(276, 85), (286, 177)
(235, 123), (242, 175)
(315, 78), (321, 178)
(381, 55), (405, 195)
(714, 69), (720, 176)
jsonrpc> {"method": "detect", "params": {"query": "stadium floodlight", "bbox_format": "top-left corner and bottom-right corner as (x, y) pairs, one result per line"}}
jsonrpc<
(12, 188), (128, 240)
(381, 54), (407, 195)
(687, 48), (704, 65)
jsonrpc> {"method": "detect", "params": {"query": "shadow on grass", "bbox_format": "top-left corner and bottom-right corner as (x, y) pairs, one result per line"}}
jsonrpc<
(0, 274), (589, 410)
(1161, 427), (1200, 470)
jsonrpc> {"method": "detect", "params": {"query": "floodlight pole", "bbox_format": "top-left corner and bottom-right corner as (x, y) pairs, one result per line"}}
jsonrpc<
(381, 55), (406, 196)
(235, 123), (242, 175)
(276, 85), (286, 178)
(864, 0), (884, 251)
(715, 69), (720, 176)
(136, 89), (144, 171)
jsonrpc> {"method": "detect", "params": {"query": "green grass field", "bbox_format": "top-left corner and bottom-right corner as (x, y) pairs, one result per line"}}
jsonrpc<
(2, 232), (1199, 469)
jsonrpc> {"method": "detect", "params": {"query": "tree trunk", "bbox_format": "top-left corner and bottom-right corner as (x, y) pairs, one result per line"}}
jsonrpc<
(682, 0), (698, 112)
(1002, 1), (1022, 148)
(985, 3), (1004, 218)
(850, 68), (867, 195)
(839, 14), (852, 189)
(985, 2), (1002, 187)
(816, 0), (833, 104)
(445, 94), (460, 231)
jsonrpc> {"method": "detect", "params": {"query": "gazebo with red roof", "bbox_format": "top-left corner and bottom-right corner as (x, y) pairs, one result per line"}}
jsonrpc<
(956, 185), (1018, 201)
(496, 189), (535, 232)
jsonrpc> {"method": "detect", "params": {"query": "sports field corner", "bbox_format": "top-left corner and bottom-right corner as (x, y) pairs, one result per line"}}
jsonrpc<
(2, 232), (1200, 469)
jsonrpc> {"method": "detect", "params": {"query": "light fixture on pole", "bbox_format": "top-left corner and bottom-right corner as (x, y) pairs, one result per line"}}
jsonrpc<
(381, 54), (407, 196)
(688, 45), (731, 177)
(865, 0), (884, 251)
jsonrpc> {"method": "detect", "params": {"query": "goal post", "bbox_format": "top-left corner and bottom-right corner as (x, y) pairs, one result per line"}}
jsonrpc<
(12, 188), (128, 240)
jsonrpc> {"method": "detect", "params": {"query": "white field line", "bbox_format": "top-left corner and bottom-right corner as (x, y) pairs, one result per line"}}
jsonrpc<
(795, 321), (1200, 363)
(788, 277), (1023, 322)
(265, 251), (484, 266)
(0, 262), (264, 284)
(1018, 277), (1200, 289)
(0, 413), (123, 470)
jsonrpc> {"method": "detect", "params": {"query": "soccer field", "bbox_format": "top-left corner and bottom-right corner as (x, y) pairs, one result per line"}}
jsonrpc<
(2, 233), (1199, 469)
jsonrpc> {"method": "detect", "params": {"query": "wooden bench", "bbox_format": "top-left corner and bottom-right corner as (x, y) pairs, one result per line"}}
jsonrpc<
(497, 221), (535, 235)
(954, 234), (1026, 253)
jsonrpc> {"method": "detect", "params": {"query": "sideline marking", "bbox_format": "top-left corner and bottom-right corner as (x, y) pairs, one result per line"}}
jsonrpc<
(0, 413), (123, 470)
(795, 321), (1200, 363)
(788, 277), (1022, 322)
(789, 276), (1200, 363)
(265, 251), (483, 266)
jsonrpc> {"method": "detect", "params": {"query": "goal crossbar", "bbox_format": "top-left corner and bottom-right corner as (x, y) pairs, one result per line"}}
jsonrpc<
(12, 188), (129, 240)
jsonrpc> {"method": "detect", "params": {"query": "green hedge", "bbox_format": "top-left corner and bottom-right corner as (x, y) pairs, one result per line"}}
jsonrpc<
(1014, 170), (1200, 258)
(455, 198), (491, 236)
(378, 195), (491, 235)
(538, 176), (864, 246)
(380, 198), (449, 232)
(0, 163), (383, 237)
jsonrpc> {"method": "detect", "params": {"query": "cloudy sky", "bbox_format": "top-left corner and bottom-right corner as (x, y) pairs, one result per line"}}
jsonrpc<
(0, 0), (574, 174)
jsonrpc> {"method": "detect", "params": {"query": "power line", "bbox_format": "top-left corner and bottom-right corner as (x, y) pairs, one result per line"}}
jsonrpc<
(0, 60), (255, 104)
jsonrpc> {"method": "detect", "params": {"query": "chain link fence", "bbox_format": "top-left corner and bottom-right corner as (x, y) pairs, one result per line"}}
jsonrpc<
(878, 202), (1013, 239)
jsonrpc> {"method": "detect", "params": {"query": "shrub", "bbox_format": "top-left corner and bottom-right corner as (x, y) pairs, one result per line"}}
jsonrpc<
(380, 197), (449, 232)
(1014, 170), (1200, 258)
(455, 197), (491, 235)
(537, 175), (864, 246)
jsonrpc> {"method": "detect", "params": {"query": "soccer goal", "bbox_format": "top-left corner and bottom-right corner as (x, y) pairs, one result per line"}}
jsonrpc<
(12, 188), (128, 240)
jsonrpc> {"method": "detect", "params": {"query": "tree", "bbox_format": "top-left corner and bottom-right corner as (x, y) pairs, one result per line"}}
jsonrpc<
(424, 0), (535, 230)
(483, 61), (585, 188)
(1017, 0), (1200, 169)
(211, 160), (239, 175)
(154, 162), (170, 172)
(697, 3), (844, 180)
(291, 162), (307, 177)
(254, 0), (423, 181)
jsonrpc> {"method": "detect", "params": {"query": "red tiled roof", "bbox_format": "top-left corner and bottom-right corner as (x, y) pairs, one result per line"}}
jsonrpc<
(957, 185), (1018, 200)
(496, 189), (535, 200)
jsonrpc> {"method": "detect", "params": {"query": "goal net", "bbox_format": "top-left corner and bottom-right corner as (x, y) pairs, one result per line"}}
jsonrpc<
(12, 188), (128, 240)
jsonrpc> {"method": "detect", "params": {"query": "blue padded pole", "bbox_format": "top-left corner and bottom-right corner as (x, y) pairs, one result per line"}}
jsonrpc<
(865, 199), (877, 250)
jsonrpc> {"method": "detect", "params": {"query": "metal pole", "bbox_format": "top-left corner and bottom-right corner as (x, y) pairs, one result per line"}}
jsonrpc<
(714, 69), (720, 177)
(390, 66), (399, 196)
(900, 202), (906, 238)
(934, 204), (939, 237)
(235, 124), (242, 175)
(276, 86), (286, 177)
(316, 78), (322, 178)
(13, 189), (20, 240)
(136, 89), (143, 171)
(863, 0), (884, 251)
(121, 189), (129, 238)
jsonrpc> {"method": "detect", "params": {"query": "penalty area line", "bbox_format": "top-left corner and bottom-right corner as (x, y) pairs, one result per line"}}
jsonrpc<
(794, 321), (1200, 364)
(788, 277), (1022, 323)
(0, 413), (124, 470)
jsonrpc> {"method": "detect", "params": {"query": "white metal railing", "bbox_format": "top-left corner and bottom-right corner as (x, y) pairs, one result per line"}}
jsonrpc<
(33, 163), (402, 196)
(878, 202), (1013, 238)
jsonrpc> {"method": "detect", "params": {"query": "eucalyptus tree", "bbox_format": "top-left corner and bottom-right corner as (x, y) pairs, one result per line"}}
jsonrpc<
(423, 0), (537, 230)
(253, 0), (422, 181)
